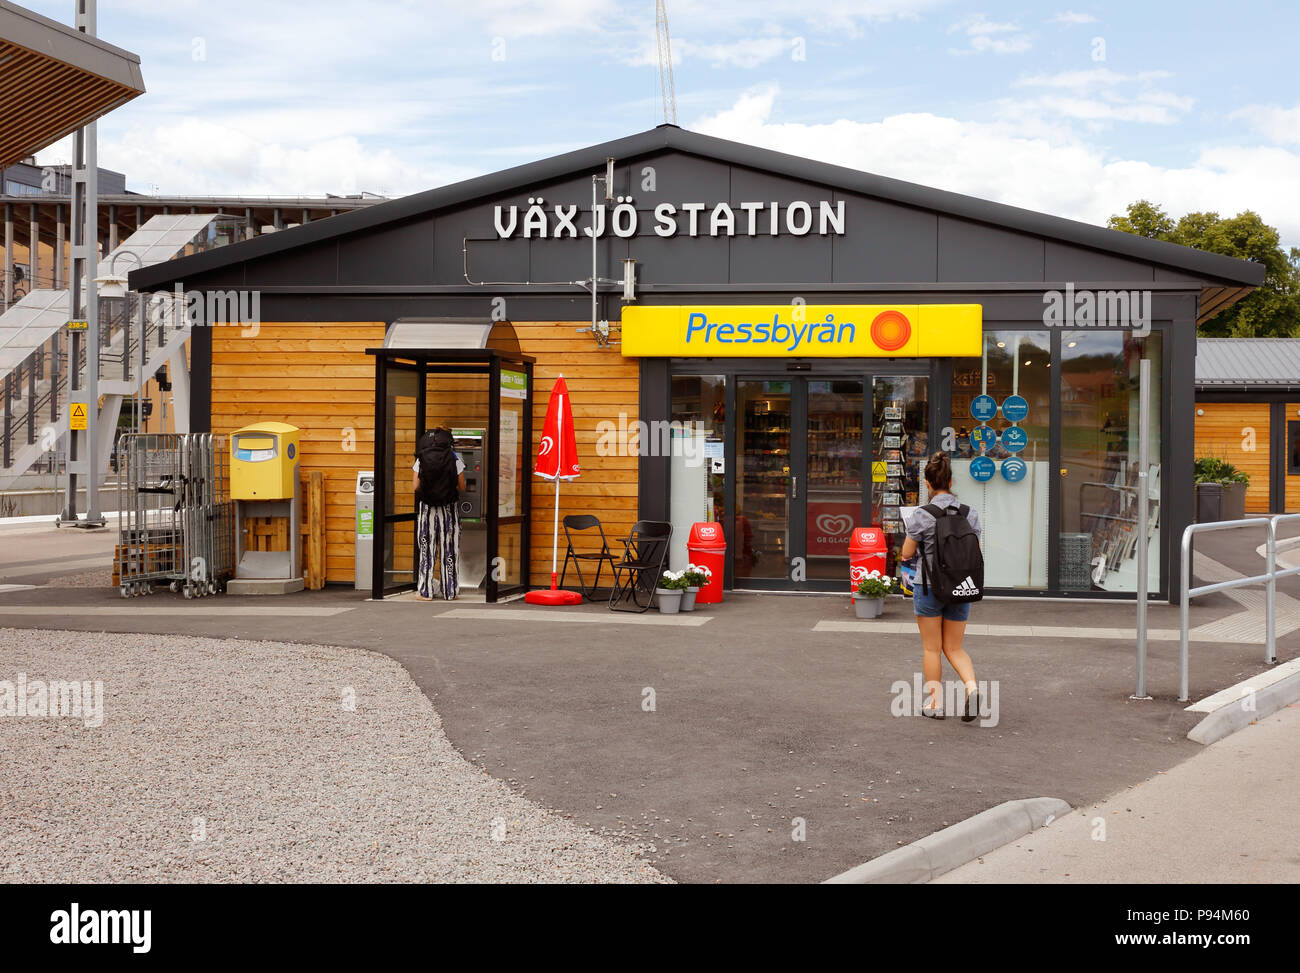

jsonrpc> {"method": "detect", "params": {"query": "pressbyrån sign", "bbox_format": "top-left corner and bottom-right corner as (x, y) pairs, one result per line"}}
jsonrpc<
(620, 305), (982, 358)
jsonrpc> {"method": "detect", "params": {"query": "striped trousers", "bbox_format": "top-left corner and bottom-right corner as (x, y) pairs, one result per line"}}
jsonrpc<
(417, 500), (460, 600)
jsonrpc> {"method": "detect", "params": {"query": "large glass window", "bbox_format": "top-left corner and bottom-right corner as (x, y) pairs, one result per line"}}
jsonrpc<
(1060, 331), (1162, 592)
(669, 375), (725, 570)
(735, 379), (790, 580)
(873, 375), (927, 576)
(946, 331), (1051, 588)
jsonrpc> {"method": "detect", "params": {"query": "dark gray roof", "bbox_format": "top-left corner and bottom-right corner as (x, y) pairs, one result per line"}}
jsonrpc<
(132, 124), (1265, 293)
(1197, 339), (1300, 388)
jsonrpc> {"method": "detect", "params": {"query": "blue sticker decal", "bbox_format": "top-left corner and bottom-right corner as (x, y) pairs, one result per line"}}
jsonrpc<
(1001, 395), (1029, 423)
(970, 425), (998, 452)
(287, 443), (296, 460)
(970, 394), (997, 422)
(970, 455), (996, 482)
(1001, 426), (1028, 453)
(1001, 457), (1028, 482)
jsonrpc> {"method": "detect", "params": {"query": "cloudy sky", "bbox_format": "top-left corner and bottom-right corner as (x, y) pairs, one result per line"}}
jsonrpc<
(27, 0), (1300, 246)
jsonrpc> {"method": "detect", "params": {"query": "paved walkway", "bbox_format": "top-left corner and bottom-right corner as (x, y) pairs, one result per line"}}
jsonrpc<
(935, 703), (1300, 883)
(1, 515), (1296, 882)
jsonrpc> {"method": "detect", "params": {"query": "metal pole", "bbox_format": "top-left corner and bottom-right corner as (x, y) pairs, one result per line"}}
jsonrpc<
(82, 0), (102, 524)
(1266, 517), (1277, 664)
(1133, 357), (1151, 698)
(60, 0), (102, 526)
(1179, 528), (1191, 703)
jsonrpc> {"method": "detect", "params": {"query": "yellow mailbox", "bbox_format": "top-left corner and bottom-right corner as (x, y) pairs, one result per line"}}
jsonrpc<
(230, 421), (300, 500)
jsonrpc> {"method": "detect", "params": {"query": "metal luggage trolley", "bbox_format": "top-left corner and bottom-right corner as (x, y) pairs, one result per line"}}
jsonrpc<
(116, 433), (234, 598)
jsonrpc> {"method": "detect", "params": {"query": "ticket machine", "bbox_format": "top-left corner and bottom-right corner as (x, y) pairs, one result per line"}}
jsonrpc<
(452, 428), (487, 590)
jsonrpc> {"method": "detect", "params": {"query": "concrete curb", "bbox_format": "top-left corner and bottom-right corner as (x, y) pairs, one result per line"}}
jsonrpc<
(823, 796), (1071, 884)
(1187, 670), (1300, 746)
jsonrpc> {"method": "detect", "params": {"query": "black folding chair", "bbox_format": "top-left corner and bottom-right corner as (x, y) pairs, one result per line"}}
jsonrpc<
(559, 514), (619, 601)
(609, 520), (673, 613)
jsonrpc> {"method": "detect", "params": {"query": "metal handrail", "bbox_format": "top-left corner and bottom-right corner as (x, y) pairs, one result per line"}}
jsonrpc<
(1179, 515), (1300, 702)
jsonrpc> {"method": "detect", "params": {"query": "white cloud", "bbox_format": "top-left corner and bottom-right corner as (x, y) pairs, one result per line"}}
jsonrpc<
(1015, 68), (1172, 91)
(691, 86), (1300, 247)
(688, 37), (794, 69)
(1232, 105), (1300, 147)
(1003, 68), (1193, 127)
(1049, 11), (1097, 25)
(949, 13), (1032, 54)
(83, 119), (478, 198)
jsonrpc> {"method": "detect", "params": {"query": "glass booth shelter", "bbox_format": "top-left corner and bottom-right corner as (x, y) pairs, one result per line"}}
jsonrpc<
(368, 347), (534, 602)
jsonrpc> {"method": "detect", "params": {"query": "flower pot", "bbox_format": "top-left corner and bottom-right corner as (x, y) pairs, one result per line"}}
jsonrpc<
(680, 586), (699, 611)
(656, 588), (683, 614)
(854, 596), (884, 619)
(1222, 481), (1247, 521)
(1195, 482), (1222, 523)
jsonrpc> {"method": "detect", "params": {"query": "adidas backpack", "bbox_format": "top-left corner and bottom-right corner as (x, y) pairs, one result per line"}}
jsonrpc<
(920, 502), (984, 604)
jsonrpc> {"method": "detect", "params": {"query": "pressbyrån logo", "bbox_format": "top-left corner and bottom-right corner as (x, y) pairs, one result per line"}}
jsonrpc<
(538, 436), (554, 456)
(952, 576), (979, 597)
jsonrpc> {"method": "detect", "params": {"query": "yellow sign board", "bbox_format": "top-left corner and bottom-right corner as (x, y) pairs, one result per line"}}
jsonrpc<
(69, 402), (88, 430)
(66, 320), (88, 331)
(620, 304), (982, 358)
(871, 461), (887, 482)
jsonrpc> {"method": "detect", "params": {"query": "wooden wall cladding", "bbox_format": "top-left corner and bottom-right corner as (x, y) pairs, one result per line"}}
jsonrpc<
(1193, 402), (1271, 513)
(210, 321), (639, 584)
(212, 322), (385, 583)
(1288, 405), (1300, 514)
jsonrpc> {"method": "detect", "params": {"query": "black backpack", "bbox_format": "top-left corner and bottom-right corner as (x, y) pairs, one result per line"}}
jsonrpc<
(416, 430), (458, 507)
(920, 502), (983, 604)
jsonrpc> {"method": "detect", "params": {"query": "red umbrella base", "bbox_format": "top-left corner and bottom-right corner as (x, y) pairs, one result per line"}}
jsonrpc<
(524, 588), (583, 606)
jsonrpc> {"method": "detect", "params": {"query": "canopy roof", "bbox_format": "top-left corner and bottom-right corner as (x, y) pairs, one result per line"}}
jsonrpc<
(0, 1), (145, 168)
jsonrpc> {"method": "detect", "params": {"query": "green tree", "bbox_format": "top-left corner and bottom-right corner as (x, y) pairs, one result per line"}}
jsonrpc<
(1107, 201), (1300, 337)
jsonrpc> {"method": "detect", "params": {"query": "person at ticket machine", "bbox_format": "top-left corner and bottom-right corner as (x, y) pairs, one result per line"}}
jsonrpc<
(411, 427), (467, 601)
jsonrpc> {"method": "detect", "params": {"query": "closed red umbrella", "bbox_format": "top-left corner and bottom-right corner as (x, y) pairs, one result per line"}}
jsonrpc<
(526, 374), (583, 605)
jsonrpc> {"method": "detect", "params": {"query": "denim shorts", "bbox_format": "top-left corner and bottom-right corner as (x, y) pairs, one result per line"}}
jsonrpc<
(912, 584), (972, 622)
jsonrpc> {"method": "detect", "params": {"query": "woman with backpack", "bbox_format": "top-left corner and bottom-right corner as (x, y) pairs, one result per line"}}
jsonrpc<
(411, 427), (467, 601)
(898, 452), (984, 722)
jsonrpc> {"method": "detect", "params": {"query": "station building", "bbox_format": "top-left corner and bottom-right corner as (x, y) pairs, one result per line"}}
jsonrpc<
(130, 125), (1265, 601)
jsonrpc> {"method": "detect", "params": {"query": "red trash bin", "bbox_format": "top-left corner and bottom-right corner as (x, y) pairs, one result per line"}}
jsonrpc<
(848, 526), (887, 597)
(687, 522), (726, 604)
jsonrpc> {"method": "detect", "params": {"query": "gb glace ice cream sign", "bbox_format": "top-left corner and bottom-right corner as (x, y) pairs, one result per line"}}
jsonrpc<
(620, 305), (983, 358)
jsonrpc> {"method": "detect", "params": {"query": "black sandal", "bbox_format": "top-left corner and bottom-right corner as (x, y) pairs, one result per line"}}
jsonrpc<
(922, 703), (945, 720)
(962, 688), (981, 723)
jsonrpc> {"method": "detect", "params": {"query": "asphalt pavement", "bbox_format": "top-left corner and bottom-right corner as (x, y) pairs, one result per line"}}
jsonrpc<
(1, 516), (1296, 883)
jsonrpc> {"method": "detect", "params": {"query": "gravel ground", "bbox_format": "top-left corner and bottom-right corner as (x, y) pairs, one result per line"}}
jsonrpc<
(41, 569), (112, 588)
(0, 628), (668, 883)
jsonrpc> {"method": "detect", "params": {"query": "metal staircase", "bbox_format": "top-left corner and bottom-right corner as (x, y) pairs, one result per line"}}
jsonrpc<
(0, 213), (224, 492)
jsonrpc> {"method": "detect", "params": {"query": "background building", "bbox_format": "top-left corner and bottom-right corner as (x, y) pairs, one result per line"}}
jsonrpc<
(1195, 338), (1300, 513)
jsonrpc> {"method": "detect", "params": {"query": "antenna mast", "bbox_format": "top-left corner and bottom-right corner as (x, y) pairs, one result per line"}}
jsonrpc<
(655, 0), (678, 125)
